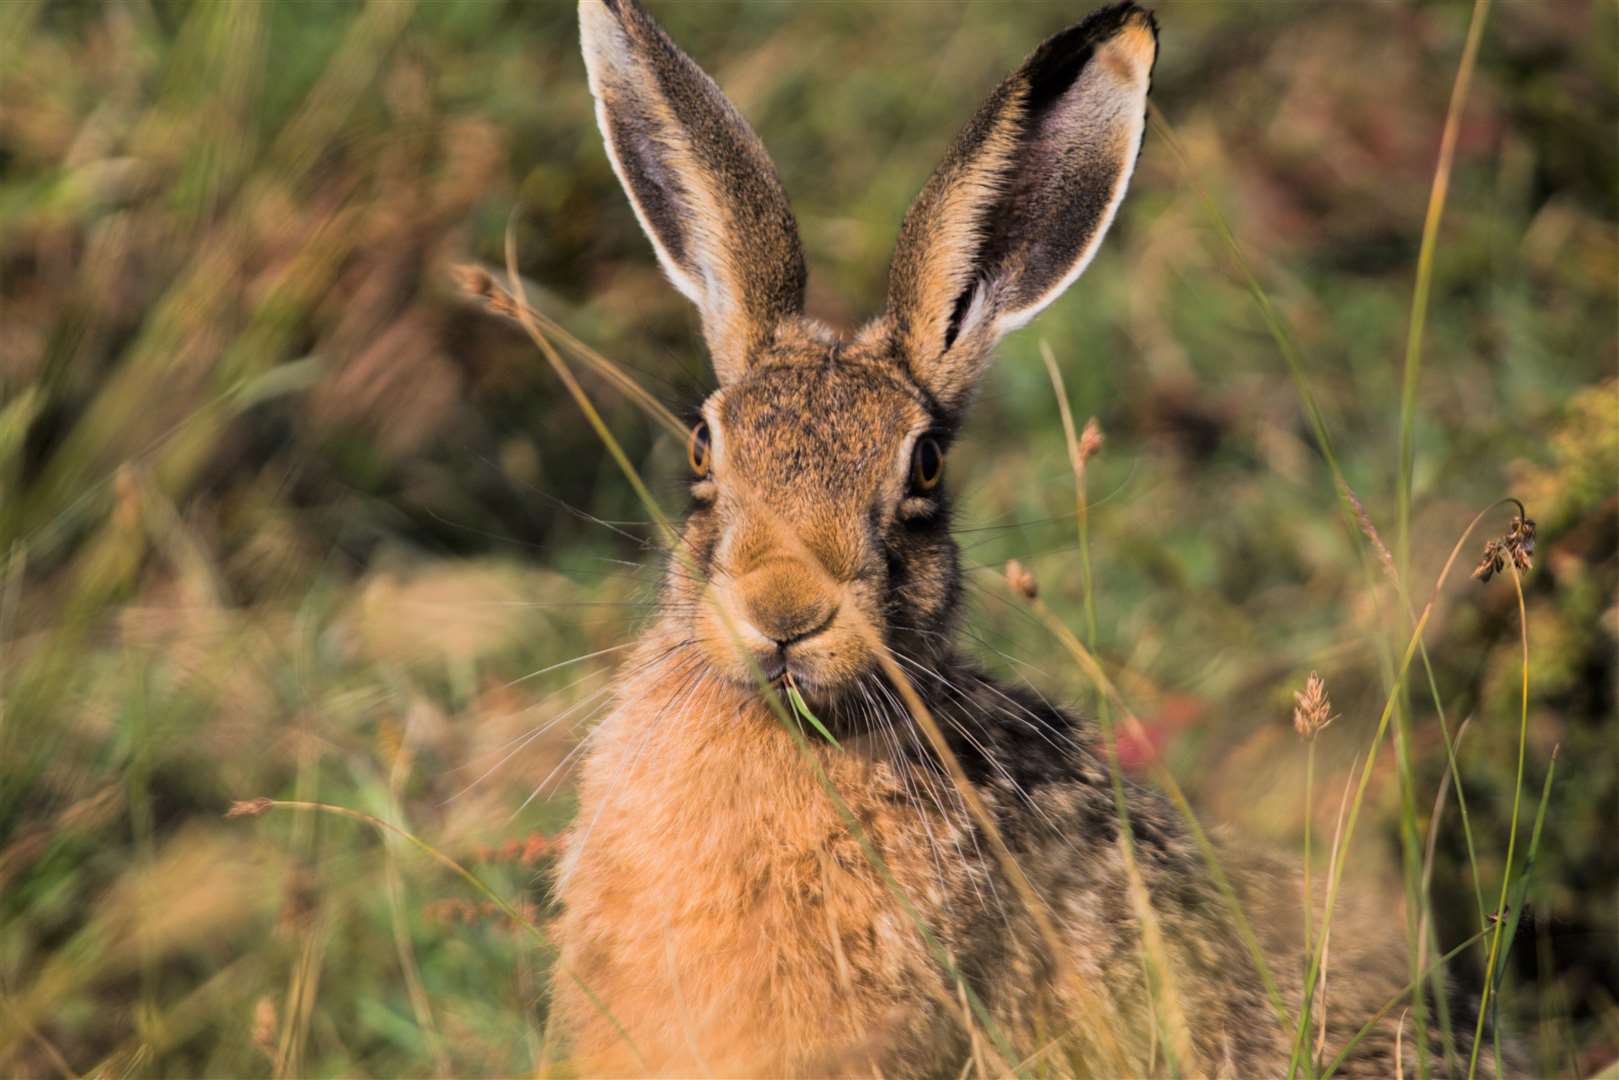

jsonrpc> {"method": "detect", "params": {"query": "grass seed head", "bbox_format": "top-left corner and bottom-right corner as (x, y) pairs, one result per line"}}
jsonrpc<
(1340, 481), (1397, 584)
(1473, 514), (1536, 583)
(1078, 417), (1105, 464)
(226, 797), (274, 818)
(1292, 671), (1335, 739)
(452, 263), (494, 299)
(251, 996), (278, 1059)
(1006, 558), (1039, 601)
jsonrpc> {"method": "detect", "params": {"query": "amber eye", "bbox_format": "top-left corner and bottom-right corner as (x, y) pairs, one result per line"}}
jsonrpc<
(911, 436), (944, 491)
(688, 420), (712, 478)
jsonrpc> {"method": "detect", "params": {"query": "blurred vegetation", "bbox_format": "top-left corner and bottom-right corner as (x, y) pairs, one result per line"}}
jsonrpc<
(1, 0), (1614, 1075)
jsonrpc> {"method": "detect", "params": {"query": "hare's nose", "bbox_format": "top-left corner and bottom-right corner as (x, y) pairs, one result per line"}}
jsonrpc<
(739, 565), (837, 648)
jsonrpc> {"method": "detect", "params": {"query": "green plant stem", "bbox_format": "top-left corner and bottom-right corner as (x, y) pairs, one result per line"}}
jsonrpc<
(1467, 565), (1531, 1079)
(1393, 8), (1493, 1071)
(1319, 926), (1492, 1080)
(235, 798), (647, 1071)
(1042, 345), (1194, 1072)
(1302, 737), (1316, 1080)
(1286, 499), (1526, 1078)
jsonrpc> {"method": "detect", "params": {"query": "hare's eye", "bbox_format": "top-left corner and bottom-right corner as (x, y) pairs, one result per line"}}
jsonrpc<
(911, 436), (944, 492)
(688, 421), (712, 478)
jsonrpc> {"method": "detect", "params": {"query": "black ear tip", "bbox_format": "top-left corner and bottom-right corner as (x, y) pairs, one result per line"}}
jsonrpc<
(1023, 3), (1158, 108)
(1077, 2), (1159, 45)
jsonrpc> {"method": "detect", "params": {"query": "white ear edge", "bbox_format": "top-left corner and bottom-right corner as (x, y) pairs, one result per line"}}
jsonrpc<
(994, 58), (1149, 337)
(590, 98), (707, 308)
(579, 4), (709, 308)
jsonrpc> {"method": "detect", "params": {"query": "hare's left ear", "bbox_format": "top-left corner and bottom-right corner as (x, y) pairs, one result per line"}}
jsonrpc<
(580, 0), (806, 386)
(883, 3), (1158, 418)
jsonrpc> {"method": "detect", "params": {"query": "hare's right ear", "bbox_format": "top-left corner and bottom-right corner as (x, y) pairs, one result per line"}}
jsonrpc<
(579, 0), (806, 386)
(883, 3), (1158, 418)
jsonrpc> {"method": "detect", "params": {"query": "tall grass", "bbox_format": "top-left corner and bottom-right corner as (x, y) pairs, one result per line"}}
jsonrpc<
(1, 0), (1611, 1075)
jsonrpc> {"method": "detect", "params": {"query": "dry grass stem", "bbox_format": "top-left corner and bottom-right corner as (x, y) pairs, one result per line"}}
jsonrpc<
(1316, 757), (1358, 1066)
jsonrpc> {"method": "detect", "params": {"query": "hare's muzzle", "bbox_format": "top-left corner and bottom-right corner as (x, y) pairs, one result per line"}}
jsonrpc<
(737, 561), (838, 652)
(694, 546), (870, 696)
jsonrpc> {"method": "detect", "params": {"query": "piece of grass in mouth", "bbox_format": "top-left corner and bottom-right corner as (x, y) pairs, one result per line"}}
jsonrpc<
(785, 678), (841, 749)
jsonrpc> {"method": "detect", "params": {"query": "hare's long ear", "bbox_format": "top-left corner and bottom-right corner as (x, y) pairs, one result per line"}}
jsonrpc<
(884, 3), (1157, 416)
(579, 0), (806, 385)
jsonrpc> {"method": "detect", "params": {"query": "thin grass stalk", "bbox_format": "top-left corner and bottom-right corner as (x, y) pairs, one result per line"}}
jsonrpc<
(1302, 735), (1317, 1079)
(1392, 689), (1431, 1080)
(230, 798), (648, 1070)
(1418, 717), (1476, 1076)
(502, 223), (678, 550)
(1009, 588), (1291, 1032)
(1317, 925), (1494, 1080)
(1397, 0), (1494, 587)
(1315, 759), (1359, 1069)
(1393, 9), (1494, 1070)
(1466, 564), (1532, 1079)
(1038, 344), (1100, 653)
(1346, 480), (1488, 933)
(1043, 344), (1195, 1071)
(381, 756), (449, 1076)
(1325, 744), (1553, 1080)
(456, 263), (687, 440)
(1287, 499), (1529, 1077)
(1150, 108), (1489, 956)
(1500, 749), (1558, 1075)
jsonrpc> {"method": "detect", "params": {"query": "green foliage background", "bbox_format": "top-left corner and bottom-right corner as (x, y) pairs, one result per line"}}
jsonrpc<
(1, 0), (1614, 1075)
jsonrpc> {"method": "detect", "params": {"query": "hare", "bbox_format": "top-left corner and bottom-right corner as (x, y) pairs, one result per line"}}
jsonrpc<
(551, 1), (1508, 1075)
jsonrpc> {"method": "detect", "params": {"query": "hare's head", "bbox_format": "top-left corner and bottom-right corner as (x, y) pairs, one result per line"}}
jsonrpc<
(580, 0), (1156, 706)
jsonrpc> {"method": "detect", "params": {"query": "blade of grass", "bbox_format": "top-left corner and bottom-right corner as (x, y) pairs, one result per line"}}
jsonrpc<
(1490, 746), (1558, 1074)
(1397, 0), (1494, 589)
(1152, 104), (1491, 967)
(1301, 734), (1317, 1079)
(1043, 343), (1196, 1072)
(1393, 8), (1494, 1071)
(1417, 716), (1475, 1076)
(1319, 924), (1494, 1080)
(228, 798), (648, 1072)
(1288, 499), (1530, 1077)
(1004, 581), (1291, 1035)
(785, 679), (841, 749)
(1467, 564), (1534, 1079)
(1322, 744), (1553, 1080)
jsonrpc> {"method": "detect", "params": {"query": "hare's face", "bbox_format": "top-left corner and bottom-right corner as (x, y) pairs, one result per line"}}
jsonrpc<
(581, 0), (1156, 706)
(677, 357), (958, 699)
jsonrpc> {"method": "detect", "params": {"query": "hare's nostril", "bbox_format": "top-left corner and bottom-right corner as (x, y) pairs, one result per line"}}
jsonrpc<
(737, 568), (837, 650)
(767, 606), (837, 650)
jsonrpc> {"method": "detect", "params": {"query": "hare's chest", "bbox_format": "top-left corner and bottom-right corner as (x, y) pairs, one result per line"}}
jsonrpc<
(553, 711), (956, 1073)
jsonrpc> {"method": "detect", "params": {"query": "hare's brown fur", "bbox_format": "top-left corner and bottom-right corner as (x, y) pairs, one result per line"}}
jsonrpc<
(552, 1), (1514, 1074)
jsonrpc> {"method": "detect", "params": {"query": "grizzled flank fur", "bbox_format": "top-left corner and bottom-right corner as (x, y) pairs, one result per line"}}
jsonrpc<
(552, 0), (1515, 1074)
